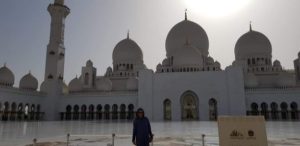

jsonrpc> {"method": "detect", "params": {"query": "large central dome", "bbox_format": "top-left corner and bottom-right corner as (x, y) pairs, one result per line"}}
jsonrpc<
(112, 37), (143, 64)
(173, 43), (203, 67)
(235, 29), (272, 60)
(166, 19), (209, 57)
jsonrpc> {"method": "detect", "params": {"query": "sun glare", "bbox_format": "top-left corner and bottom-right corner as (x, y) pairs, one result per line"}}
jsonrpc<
(184, 0), (251, 18)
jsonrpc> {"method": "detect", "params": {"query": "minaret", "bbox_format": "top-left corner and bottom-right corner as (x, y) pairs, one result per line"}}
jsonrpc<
(41, 0), (70, 121)
(44, 0), (70, 81)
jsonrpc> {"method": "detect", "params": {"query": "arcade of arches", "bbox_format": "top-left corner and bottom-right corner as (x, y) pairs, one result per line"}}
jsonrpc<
(248, 102), (299, 120)
(61, 104), (135, 120)
(1, 99), (298, 121)
(0, 101), (43, 121)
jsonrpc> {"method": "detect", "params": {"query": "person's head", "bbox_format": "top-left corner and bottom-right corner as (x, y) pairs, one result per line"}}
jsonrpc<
(136, 108), (144, 118)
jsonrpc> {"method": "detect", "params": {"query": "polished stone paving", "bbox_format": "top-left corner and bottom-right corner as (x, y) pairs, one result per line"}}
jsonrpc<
(0, 121), (299, 146)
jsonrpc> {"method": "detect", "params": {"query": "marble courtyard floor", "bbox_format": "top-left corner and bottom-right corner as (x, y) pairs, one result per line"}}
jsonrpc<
(0, 121), (299, 146)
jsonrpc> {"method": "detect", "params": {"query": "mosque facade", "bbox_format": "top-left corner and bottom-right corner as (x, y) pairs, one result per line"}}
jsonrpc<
(0, 0), (300, 121)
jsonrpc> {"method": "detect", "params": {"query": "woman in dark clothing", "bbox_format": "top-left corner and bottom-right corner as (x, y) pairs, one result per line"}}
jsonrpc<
(132, 108), (153, 146)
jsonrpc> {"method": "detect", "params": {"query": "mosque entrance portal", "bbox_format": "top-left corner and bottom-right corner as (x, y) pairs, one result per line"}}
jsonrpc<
(181, 91), (199, 120)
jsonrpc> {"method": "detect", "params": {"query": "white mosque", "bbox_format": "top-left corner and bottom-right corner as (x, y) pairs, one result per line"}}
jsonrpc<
(0, 0), (299, 121)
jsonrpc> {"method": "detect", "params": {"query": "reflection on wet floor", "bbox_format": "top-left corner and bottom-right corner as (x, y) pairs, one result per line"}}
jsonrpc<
(22, 135), (300, 146)
(0, 121), (299, 146)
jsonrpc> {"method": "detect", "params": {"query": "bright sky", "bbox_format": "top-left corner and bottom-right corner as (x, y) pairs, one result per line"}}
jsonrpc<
(0, 0), (299, 87)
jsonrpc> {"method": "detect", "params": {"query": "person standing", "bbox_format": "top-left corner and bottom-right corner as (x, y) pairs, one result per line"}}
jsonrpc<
(132, 108), (154, 146)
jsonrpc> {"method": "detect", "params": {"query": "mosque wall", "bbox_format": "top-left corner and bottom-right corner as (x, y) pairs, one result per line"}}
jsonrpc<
(139, 67), (246, 121)
(138, 69), (155, 120)
(0, 87), (44, 105)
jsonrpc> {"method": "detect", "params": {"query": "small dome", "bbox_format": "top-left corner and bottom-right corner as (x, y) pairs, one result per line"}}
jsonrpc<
(105, 67), (113, 76)
(86, 60), (93, 67)
(107, 67), (113, 72)
(0, 64), (14, 86)
(126, 77), (138, 91)
(214, 61), (221, 67)
(96, 77), (112, 91)
(244, 73), (258, 88)
(156, 63), (162, 68)
(273, 60), (281, 67)
(173, 44), (203, 67)
(162, 58), (169, 66)
(68, 77), (82, 92)
(206, 56), (214, 65)
(19, 72), (38, 90)
(235, 30), (272, 60)
(166, 19), (209, 57)
(112, 38), (143, 64)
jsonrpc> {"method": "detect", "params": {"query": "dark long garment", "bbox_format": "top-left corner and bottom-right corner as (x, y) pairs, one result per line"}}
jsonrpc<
(132, 117), (153, 146)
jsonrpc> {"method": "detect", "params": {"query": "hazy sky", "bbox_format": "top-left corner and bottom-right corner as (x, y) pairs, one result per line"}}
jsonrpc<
(0, 0), (299, 87)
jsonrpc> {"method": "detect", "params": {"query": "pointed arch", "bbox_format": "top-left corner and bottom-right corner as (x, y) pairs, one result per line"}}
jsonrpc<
(30, 104), (35, 120)
(24, 103), (30, 120)
(36, 104), (41, 120)
(2, 102), (10, 121)
(209, 98), (217, 121)
(112, 104), (118, 120)
(73, 105), (79, 120)
(163, 99), (172, 121)
(251, 103), (259, 115)
(96, 104), (102, 120)
(180, 90), (199, 121)
(81, 105), (87, 120)
(127, 104), (134, 120)
(66, 105), (72, 120)
(4, 101), (9, 111)
(88, 104), (94, 120)
(104, 104), (110, 120)
(261, 102), (269, 120)
(290, 102), (299, 120)
(10, 102), (17, 121)
(17, 103), (23, 120)
(280, 102), (288, 120)
(270, 102), (279, 120)
(120, 104), (126, 120)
